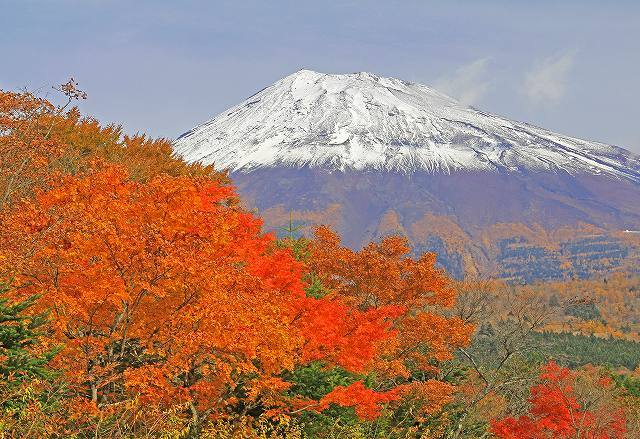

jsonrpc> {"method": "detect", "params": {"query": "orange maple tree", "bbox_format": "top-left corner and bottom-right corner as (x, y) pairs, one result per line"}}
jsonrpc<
(0, 87), (66, 211)
(0, 83), (223, 213)
(1, 163), (415, 429)
(305, 227), (474, 417)
(2, 166), (308, 418)
(492, 361), (627, 439)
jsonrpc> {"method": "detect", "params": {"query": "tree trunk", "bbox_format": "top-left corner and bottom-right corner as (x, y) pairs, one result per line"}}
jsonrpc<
(187, 401), (201, 438)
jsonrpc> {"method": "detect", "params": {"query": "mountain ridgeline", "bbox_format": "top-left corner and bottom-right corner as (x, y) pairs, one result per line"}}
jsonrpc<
(174, 69), (640, 282)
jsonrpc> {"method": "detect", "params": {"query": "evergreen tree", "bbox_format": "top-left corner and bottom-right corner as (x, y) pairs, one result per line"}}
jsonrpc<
(0, 282), (59, 388)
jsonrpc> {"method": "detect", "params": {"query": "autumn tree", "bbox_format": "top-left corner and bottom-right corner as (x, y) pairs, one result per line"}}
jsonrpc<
(292, 227), (474, 434)
(492, 361), (627, 439)
(0, 165), (417, 435)
(0, 84), (73, 211)
(0, 81), (224, 212)
(2, 165), (299, 415)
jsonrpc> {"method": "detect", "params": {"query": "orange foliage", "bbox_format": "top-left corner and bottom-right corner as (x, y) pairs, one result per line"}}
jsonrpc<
(0, 85), (472, 427)
(298, 299), (404, 372)
(492, 362), (627, 439)
(308, 226), (474, 414)
(0, 88), (63, 210)
(2, 166), (308, 414)
(0, 164), (414, 425)
(318, 381), (406, 420)
(529, 274), (640, 341)
(0, 84), (224, 212)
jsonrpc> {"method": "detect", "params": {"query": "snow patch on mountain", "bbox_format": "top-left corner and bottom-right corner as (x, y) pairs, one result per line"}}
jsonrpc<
(173, 69), (640, 182)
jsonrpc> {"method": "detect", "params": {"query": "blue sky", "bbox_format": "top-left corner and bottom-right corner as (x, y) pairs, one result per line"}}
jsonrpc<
(2, 0), (639, 152)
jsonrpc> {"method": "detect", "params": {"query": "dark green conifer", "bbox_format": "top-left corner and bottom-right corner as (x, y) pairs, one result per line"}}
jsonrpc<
(0, 282), (59, 388)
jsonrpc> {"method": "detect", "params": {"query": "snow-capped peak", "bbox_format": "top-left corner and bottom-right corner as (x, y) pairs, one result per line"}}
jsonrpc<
(173, 69), (640, 181)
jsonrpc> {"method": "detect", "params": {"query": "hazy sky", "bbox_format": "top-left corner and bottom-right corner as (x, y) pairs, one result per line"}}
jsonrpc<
(2, 0), (639, 152)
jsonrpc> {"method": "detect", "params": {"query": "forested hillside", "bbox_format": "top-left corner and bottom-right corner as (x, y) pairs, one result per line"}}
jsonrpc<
(1, 83), (639, 438)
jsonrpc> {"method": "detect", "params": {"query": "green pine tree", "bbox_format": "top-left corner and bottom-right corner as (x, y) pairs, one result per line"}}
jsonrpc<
(0, 282), (59, 388)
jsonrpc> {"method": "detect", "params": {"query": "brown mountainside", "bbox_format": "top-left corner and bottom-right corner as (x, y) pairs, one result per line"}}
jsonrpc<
(232, 168), (640, 282)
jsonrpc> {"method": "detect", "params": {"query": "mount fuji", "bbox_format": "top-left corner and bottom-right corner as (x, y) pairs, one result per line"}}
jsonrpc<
(174, 70), (640, 281)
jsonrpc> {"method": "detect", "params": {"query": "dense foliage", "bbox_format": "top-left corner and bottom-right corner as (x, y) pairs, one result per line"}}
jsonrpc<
(0, 83), (638, 437)
(531, 331), (640, 370)
(492, 362), (627, 438)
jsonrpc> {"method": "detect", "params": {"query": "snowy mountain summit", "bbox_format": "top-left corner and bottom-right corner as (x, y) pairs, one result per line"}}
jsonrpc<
(174, 69), (640, 181)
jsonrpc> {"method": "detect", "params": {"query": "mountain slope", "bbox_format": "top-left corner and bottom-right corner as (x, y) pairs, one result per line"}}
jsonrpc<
(173, 70), (640, 281)
(174, 69), (640, 181)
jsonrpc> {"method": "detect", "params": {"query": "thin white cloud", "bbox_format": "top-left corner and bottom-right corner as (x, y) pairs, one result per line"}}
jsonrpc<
(524, 51), (576, 104)
(434, 58), (492, 106)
